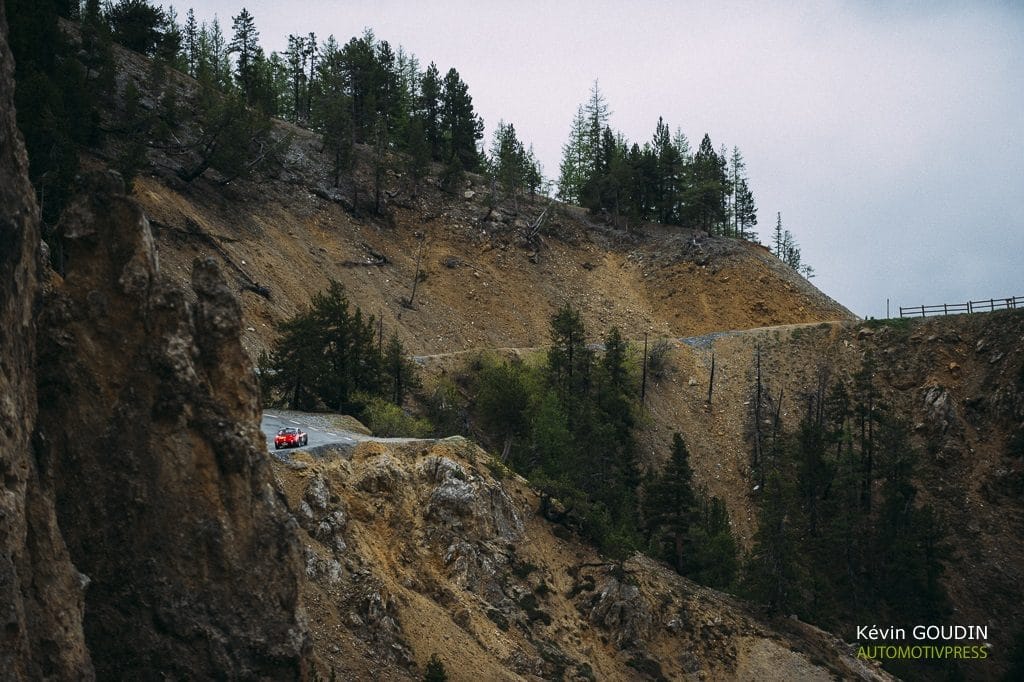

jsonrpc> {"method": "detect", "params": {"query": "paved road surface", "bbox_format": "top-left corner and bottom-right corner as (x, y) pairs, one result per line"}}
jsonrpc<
(261, 411), (359, 453)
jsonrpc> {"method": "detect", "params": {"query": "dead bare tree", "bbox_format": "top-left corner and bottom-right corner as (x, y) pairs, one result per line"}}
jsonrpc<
(706, 352), (716, 405)
(405, 234), (426, 308)
(753, 345), (763, 473)
(641, 332), (648, 404)
(525, 197), (555, 245)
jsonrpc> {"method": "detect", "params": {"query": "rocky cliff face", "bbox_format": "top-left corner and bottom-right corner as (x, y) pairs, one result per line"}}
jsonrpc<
(33, 171), (311, 678)
(1, 9), (311, 678)
(273, 438), (891, 681)
(0, 7), (93, 678)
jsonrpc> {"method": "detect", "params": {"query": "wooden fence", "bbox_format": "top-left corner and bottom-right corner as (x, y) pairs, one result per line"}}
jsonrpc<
(899, 295), (1023, 318)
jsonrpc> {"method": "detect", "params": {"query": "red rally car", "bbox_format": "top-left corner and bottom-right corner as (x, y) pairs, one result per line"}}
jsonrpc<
(274, 427), (308, 449)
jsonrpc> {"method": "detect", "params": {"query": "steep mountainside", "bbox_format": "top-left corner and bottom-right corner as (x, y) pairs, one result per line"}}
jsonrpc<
(274, 437), (890, 681)
(0, 7), (92, 677)
(119, 123), (852, 359)
(99, 38), (1024, 679)
(8, 14), (1022, 681)
(633, 313), (1024, 678)
(34, 171), (311, 678)
(1, 10), (311, 677)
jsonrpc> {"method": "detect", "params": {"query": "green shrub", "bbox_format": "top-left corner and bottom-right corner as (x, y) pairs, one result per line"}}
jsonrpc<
(423, 653), (448, 682)
(646, 339), (674, 380)
(359, 396), (433, 438)
(424, 377), (467, 437)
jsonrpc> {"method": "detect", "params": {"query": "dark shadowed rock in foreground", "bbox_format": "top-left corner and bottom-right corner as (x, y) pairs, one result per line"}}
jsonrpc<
(0, 6), (93, 679)
(32, 169), (312, 678)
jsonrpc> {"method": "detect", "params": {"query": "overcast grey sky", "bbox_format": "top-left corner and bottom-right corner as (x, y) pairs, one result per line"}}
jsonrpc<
(186, 1), (1023, 318)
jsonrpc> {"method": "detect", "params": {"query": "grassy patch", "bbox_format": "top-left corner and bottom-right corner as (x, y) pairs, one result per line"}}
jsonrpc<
(483, 454), (512, 480)
(862, 317), (913, 332)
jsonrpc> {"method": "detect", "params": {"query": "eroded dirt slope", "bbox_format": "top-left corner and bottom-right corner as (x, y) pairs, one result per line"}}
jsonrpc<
(120, 112), (853, 359)
(635, 312), (1024, 679)
(273, 437), (890, 681)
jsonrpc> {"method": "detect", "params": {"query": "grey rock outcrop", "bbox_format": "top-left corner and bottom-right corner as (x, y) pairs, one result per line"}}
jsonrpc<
(0, 7), (93, 678)
(33, 169), (311, 678)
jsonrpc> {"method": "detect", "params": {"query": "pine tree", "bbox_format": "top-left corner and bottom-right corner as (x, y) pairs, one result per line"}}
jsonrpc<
(405, 116), (430, 196)
(339, 34), (378, 140)
(309, 281), (381, 411)
(728, 147), (746, 237)
(652, 117), (682, 224)
(474, 361), (531, 464)
(304, 31), (318, 121)
(157, 5), (184, 69)
(371, 113), (389, 214)
(107, 0), (165, 55)
(320, 93), (354, 188)
(175, 82), (274, 184)
(687, 495), (738, 589)
(266, 309), (325, 411)
(682, 134), (727, 232)
(557, 106), (589, 203)
(440, 67), (483, 172)
(643, 433), (698, 573)
(718, 143), (732, 234)
(374, 40), (404, 139)
(523, 144), (543, 197)
(773, 212), (784, 257)
(588, 126), (628, 220)
(183, 8), (199, 76)
(547, 303), (593, 400)
(383, 333), (420, 406)
(595, 326), (636, 457)
(489, 120), (531, 210)
(229, 8), (260, 102)
(205, 16), (232, 90)
(583, 80), (610, 174)
(734, 177), (757, 239)
(7, 0), (104, 222)
(772, 212), (807, 271)
(395, 46), (420, 119)
(283, 34), (307, 121)
(83, 0), (103, 26)
(744, 467), (807, 612)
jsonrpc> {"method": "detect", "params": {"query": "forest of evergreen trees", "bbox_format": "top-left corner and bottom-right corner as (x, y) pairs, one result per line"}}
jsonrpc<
(556, 82), (758, 239)
(744, 348), (954, 680)
(256, 281), (426, 436)
(460, 305), (740, 589)
(6, 0), (813, 273)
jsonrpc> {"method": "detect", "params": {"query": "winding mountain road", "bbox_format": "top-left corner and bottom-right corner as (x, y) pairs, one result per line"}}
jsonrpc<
(261, 410), (432, 454)
(261, 411), (359, 453)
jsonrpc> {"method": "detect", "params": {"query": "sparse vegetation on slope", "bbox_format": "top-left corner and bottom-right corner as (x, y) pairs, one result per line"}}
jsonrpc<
(626, 313), (1024, 680)
(273, 437), (892, 681)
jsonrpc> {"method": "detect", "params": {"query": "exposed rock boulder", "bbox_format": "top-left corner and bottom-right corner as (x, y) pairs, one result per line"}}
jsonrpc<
(355, 450), (408, 495)
(0, 8), (93, 678)
(420, 448), (523, 543)
(299, 473), (348, 554)
(34, 171), (310, 678)
(586, 573), (654, 648)
(923, 385), (957, 435)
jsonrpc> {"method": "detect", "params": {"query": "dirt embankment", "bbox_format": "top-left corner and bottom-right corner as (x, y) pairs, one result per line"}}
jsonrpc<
(273, 437), (891, 681)
(636, 312), (1024, 679)
(122, 101), (853, 361)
